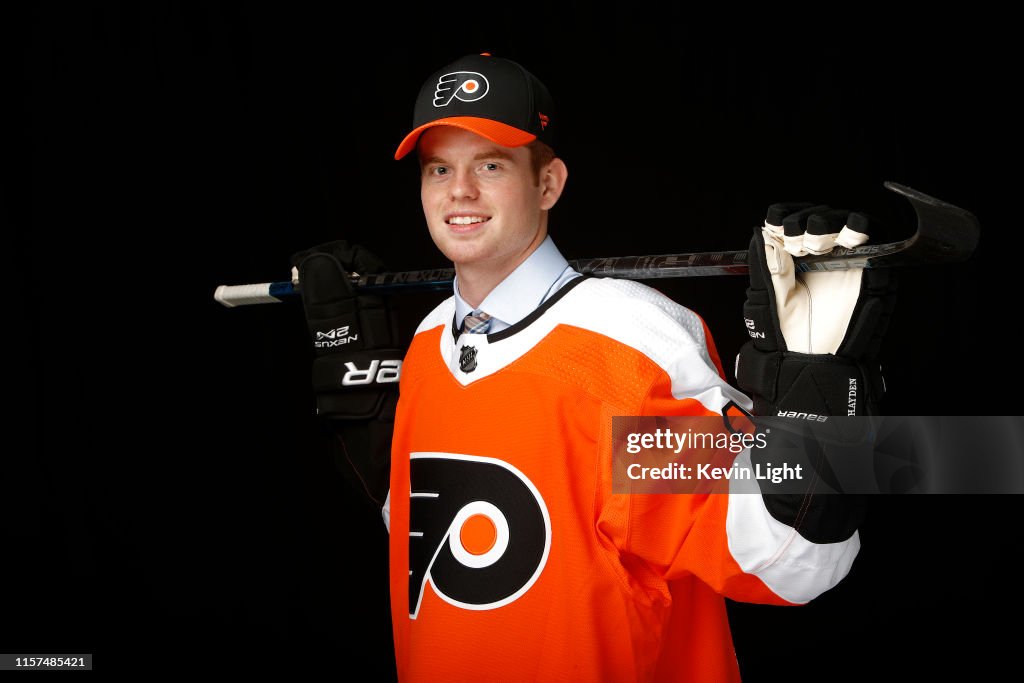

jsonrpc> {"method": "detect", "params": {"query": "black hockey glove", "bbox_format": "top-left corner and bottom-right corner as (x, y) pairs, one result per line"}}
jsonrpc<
(737, 204), (898, 417)
(736, 203), (898, 543)
(290, 240), (404, 507)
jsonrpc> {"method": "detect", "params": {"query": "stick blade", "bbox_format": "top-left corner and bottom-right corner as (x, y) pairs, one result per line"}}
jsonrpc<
(883, 181), (981, 265)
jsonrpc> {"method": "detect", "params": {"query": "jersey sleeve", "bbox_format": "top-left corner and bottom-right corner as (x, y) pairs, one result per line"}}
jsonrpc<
(594, 301), (860, 607)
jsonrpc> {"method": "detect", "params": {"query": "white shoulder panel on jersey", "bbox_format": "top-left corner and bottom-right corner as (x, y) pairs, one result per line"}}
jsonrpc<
(411, 278), (750, 412)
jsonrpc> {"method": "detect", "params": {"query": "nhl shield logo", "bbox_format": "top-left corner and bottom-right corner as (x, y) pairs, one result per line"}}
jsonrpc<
(459, 345), (478, 373)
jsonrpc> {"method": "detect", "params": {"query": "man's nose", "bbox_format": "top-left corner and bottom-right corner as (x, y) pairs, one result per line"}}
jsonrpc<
(448, 169), (479, 200)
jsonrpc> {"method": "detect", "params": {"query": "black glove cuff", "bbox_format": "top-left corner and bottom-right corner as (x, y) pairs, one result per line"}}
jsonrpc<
(760, 492), (864, 544)
(322, 392), (397, 507)
(317, 391), (391, 421)
(736, 343), (884, 416)
(311, 348), (403, 420)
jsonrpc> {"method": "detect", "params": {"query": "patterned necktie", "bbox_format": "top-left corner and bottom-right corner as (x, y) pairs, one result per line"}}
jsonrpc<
(462, 311), (492, 334)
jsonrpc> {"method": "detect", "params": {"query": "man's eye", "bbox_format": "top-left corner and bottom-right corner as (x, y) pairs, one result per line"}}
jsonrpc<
(482, 163), (499, 171)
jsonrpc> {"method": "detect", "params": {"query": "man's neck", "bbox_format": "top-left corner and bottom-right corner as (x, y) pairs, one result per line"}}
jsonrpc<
(455, 231), (547, 309)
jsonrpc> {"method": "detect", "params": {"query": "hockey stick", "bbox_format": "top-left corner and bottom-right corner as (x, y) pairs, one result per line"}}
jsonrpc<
(214, 181), (979, 308)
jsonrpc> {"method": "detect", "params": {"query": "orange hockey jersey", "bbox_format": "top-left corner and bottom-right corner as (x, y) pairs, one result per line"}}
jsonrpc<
(385, 276), (859, 682)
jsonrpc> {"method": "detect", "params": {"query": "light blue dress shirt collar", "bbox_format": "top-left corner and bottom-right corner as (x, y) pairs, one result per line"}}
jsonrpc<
(453, 235), (581, 334)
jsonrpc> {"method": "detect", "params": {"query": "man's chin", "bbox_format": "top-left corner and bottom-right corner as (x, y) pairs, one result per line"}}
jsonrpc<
(435, 239), (489, 265)
(448, 252), (492, 269)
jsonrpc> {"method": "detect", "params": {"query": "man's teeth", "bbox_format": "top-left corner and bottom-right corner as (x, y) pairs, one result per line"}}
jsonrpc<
(449, 216), (487, 225)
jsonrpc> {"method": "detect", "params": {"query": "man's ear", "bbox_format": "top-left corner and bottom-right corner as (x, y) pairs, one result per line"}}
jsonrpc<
(539, 158), (568, 210)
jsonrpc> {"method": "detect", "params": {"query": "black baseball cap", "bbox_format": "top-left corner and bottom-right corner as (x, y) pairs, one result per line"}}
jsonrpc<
(394, 53), (556, 160)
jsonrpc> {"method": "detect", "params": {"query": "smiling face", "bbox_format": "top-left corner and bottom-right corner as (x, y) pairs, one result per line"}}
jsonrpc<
(417, 126), (566, 299)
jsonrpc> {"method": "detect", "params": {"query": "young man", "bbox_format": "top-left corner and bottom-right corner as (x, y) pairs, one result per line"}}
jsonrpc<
(292, 52), (894, 682)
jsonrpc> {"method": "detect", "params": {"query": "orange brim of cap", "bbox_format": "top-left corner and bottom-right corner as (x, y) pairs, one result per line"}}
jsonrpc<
(393, 116), (537, 160)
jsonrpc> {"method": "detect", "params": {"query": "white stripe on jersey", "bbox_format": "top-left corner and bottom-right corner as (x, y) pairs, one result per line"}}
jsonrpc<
(414, 277), (752, 413)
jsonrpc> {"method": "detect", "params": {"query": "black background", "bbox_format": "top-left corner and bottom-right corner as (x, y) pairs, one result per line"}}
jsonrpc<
(14, 3), (1020, 680)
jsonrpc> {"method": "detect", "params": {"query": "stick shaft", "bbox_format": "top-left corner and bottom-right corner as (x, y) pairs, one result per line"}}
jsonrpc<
(213, 239), (919, 307)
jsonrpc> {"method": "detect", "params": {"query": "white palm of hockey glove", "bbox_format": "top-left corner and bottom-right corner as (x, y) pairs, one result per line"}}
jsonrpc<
(762, 204), (869, 354)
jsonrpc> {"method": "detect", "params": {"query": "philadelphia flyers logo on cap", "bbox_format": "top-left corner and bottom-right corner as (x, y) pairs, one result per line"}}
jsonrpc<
(408, 453), (551, 618)
(433, 71), (490, 107)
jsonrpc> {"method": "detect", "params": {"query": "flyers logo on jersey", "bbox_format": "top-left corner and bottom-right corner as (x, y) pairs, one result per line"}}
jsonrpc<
(408, 453), (551, 618)
(433, 71), (490, 107)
